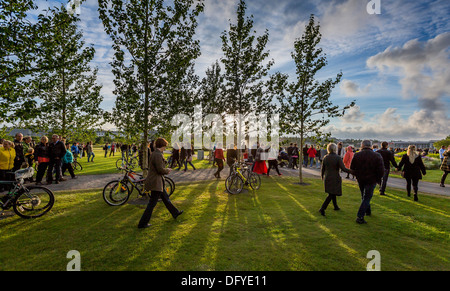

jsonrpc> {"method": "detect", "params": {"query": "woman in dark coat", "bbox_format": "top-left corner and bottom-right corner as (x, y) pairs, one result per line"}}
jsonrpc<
(319, 143), (353, 216)
(34, 136), (50, 185)
(398, 145), (426, 201)
(138, 138), (183, 229)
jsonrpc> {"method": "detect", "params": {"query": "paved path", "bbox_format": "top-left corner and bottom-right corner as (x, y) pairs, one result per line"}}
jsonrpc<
(37, 166), (449, 197)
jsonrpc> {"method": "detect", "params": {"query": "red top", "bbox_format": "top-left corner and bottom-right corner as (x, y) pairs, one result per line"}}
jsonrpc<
(215, 148), (225, 160)
(307, 148), (317, 158)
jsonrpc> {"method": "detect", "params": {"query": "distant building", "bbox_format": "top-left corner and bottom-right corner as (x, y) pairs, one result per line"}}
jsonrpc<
(388, 141), (437, 150)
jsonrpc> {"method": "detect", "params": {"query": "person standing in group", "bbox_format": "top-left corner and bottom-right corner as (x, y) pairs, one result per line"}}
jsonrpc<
(103, 143), (109, 158)
(138, 138), (183, 229)
(170, 143), (181, 169)
(0, 140), (16, 192)
(307, 145), (317, 168)
(439, 145), (446, 164)
(226, 144), (238, 177)
(253, 143), (269, 175)
(315, 146), (321, 169)
(337, 142), (346, 159)
(319, 143), (353, 216)
(292, 143), (299, 169)
(87, 141), (95, 162)
(110, 143), (116, 157)
(397, 145), (426, 201)
(350, 140), (385, 224)
(184, 143), (196, 172)
(267, 144), (281, 176)
(12, 133), (24, 172)
(47, 135), (67, 184)
(343, 146), (355, 180)
(377, 141), (399, 196)
(302, 144), (309, 167)
(71, 143), (80, 160)
(177, 143), (186, 171)
(213, 143), (225, 178)
(62, 143), (77, 180)
(287, 143), (294, 169)
(34, 136), (50, 186)
(439, 145), (449, 187)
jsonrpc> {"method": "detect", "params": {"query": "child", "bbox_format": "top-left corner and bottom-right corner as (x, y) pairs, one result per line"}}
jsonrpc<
(62, 144), (77, 180)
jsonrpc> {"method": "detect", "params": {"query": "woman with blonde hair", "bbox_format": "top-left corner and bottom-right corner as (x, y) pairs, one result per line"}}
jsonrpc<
(398, 145), (426, 201)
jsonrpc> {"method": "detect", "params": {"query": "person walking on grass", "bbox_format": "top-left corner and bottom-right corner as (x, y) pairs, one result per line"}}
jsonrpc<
(343, 146), (355, 180)
(34, 136), (50, 185)
(87, 141), (95, 162)
(397, 145), (426, 201)
(138, 138), (183, 229)
(213, 143), (225, 178)
(267, 145), (282, 176)
(350, 140), (385, 225)
(440, 145), (449, 187)
(319, 143), (353, 217)
(377, 141), (399, 196)
(62, 143), (77, 180)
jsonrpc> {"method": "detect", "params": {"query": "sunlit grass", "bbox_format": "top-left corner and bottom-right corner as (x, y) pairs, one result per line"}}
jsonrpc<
(0, 176), (448, 271)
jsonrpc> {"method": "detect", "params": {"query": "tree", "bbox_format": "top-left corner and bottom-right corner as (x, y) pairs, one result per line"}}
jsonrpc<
(271, 15), (355, 184)
(24, 5), (103, 139)
(98, 0), (204, 173)
(434, 136), (450, 149)
(220, 0), (275, 152)
(0, 0), (75, 123)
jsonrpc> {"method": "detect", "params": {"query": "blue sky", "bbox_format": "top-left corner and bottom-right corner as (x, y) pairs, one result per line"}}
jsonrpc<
(33, 0), (450, 141)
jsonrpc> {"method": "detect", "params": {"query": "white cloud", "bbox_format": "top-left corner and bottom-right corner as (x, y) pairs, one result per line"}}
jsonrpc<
(340, 80), (371, 97)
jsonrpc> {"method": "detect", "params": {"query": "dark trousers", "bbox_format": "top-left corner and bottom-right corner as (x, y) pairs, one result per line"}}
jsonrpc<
(357, 182), (376, 219)
(0, 169), (14, 192)
(441, 171), (449, 185)
(267, 160), (280, 175)
(170, 157), (180, 168)
(320, 194), (338, 211)
(62, 163), (75, 178)
(47, 159), (62, 183)
(138, 190), (179, 227)
(379, 167), (390, 194)
(406, 177), (419, 196)
(36, 162), (49, 183)
(215, 159), (224, 176)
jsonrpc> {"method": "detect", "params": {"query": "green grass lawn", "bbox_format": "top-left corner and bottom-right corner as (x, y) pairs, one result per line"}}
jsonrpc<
(390, 169), (445, 184)
(1, 176), (449, 271)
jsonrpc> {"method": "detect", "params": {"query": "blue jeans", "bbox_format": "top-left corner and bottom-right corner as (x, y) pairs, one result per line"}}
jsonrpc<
(357, 182), (376, 219)
(88, 152), (95, 162)
(309, 157), (314, 167)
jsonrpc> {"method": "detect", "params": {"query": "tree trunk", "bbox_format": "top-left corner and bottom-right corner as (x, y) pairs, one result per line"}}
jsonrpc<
(142, 2), (150, 177)
(299, 133), (304, 184)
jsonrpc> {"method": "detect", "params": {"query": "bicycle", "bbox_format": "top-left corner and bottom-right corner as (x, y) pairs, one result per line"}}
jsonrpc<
(115, 154), (138, 170)
(71, 156), (82, 172)
(0, 167), (55, 219)
(102, 167), (175, 206)
(225, 161), (261, 194)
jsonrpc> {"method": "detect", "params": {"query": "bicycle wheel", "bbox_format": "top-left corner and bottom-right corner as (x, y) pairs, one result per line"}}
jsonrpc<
(72, 161), (82, 171)
(225, 174), (244, 194)
(249, 173), (261, 190)
(164, 177), (175, 197)
(116, 158), (125, 170)
(13, 186), (55, 219)
(103, 180), (130, 206)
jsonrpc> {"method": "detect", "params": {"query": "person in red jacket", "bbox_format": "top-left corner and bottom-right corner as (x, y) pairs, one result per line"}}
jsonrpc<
(214, 143), (226, 178)
(307, 145), (317, 168)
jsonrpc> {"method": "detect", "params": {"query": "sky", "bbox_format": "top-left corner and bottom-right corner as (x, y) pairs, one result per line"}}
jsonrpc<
(33, 0), (450, 141)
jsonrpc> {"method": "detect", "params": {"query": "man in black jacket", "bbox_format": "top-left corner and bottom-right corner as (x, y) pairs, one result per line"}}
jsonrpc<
(47, 135), (67, 184)
(350, 140), (385, 224)
(377, 141), (399, 196)
(12, 133), (24, 171)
